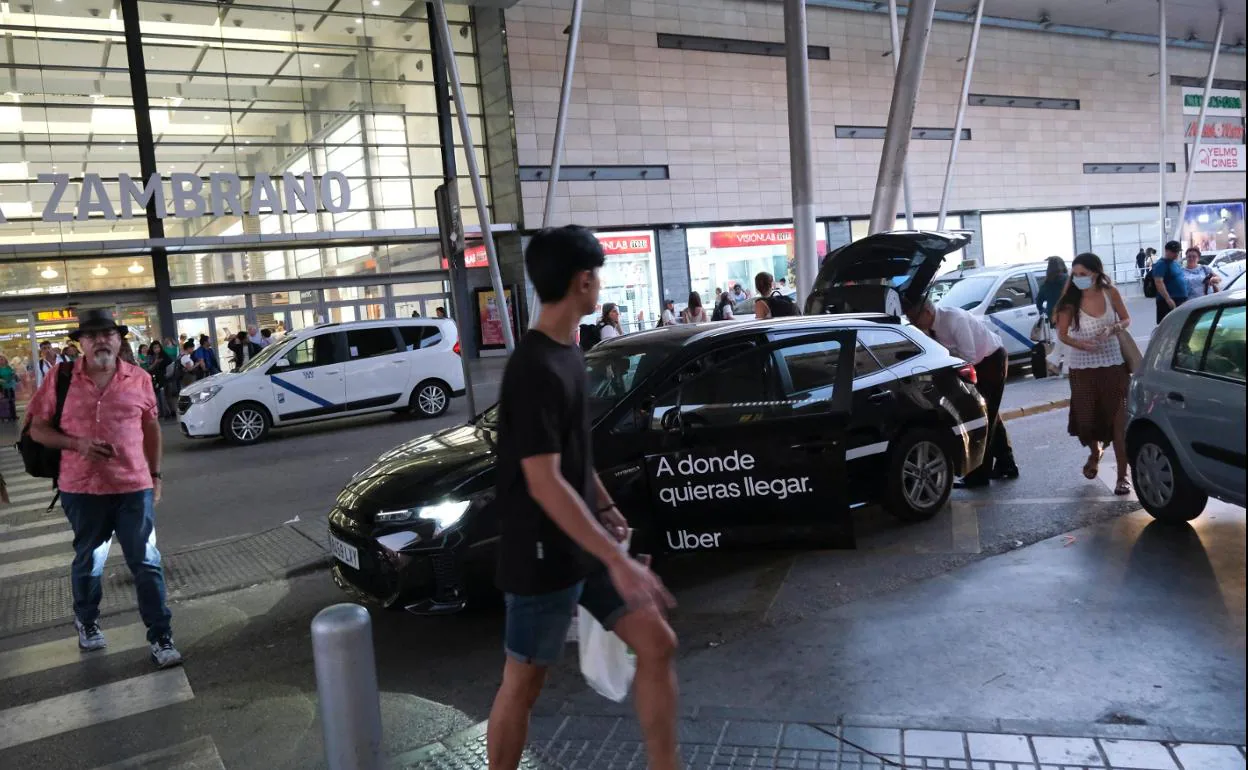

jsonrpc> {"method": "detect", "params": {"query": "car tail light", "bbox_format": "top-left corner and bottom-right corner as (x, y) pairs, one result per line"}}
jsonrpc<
(453, 340), (461, 356)
(957, 363), (977, 385)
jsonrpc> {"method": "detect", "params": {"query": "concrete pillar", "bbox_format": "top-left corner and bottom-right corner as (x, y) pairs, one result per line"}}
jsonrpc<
(962, 211), (984, 267)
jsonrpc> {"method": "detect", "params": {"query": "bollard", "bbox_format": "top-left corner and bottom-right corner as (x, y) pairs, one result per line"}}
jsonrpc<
(311, 603), (384, 770)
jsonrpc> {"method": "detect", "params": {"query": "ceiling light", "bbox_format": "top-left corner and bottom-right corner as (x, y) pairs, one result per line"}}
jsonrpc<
(313, 62), (321, 68)
(355, 17), (363, 23)
(41, 266), (59, 279)
(128, 261), (145, 275)
(91, 264), (109, 277)
(371, 0), (379, 6)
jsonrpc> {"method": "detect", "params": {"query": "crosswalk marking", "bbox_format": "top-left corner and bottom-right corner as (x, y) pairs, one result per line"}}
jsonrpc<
(0, 517), (67, 536)
(0, 540), (120, 581)
(0, 529), (73, 554)
(0, 621), (151, 682)
(90, 736), (226, 770)
(0, 499), (59, 520)
(0, 668), (195, 751)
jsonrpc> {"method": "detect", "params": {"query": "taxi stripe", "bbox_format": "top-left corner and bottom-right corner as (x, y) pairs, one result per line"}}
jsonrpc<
(269, 375), (334, 407)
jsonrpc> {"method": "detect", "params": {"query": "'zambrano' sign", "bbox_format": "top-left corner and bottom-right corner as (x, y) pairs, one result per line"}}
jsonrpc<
(0, 171), (351, 224)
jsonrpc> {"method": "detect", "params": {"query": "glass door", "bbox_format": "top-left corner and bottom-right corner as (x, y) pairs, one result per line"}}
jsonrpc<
(0, 313), (35, 416)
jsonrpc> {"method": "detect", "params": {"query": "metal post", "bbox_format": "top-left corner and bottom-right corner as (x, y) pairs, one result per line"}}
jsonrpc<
(430, 0), (515, 352)
(312, 604), (383, 770)
(1173, 11), (1225, 241)
(1157, 0), (1168, 252)
(870, 0), (937, 234)
(436, 185), (477, 418)
(937, 0), (985, 230)
(888, 0), (915, 230)
(783, 0), (819, 304)
(531, 0), (585, 327)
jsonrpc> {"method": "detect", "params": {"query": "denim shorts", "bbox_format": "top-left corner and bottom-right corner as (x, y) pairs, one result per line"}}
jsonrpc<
(504, 569), (627, 666)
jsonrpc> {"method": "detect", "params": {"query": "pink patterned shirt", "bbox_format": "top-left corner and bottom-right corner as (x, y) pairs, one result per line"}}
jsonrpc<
(28, 360), (158, 495)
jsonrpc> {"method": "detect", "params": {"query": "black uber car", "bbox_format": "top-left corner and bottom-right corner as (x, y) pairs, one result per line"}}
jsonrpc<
(328, 231), (988, 613)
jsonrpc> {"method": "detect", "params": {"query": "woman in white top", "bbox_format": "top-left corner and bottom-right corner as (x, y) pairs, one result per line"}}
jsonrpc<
(659, 299), (677, 327)
(679, 292), (707, 324)
(598, 302), (623, 340)
(1054, 252), (1132, 495)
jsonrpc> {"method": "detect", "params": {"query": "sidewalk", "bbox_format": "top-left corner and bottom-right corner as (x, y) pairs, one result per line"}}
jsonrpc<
(402, 713), (1246, 770)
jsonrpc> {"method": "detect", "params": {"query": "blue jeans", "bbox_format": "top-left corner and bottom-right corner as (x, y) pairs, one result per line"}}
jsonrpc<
(61, 490), (172, 642)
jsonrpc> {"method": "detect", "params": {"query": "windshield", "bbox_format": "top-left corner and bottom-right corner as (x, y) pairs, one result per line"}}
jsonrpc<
(931, 275), (996, 310)
(236, 338), (288, 373)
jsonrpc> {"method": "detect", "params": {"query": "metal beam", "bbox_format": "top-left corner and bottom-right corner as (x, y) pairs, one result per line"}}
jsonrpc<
(784, 0), (819, 303)
(938, 0), (984, 231)
(430, 0), (515, 352)
(869, 0), (937, 235)
(887, 0), (914, 230)
(1173, 12), (1225, 242)
(1157, 0), (1168, 253)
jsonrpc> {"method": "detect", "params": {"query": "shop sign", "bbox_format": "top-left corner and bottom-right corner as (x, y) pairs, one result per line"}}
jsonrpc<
(1187, 144), (1245, 173)
(1181, 87), (1244, 117)
(441, 244), (488, 270)
(1183, 117), (1245, 144)
(710, 227), (794, 249)
(0, 171), (352, 224)
(36, 309), (76, 322)
(596, 234), (653, 255)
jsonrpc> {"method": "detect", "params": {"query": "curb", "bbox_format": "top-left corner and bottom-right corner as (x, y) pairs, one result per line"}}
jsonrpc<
(1001, 397), (1070, 422)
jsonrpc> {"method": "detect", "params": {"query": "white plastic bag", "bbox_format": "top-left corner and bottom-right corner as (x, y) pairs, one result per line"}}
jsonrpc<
(577, 603), (635, 702)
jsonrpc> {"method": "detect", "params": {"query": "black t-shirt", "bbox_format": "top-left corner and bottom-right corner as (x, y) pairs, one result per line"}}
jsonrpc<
(495, 330), (598, 595)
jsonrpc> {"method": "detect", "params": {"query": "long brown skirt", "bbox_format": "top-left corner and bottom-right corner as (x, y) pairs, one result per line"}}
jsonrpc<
(1067, 364), (1130, 448)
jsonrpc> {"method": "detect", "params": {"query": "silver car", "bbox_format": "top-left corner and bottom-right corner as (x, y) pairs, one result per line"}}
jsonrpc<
(1127, 288), (1246, 522)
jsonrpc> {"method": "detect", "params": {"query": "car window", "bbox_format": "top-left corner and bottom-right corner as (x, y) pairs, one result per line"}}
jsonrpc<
(857, 328), (923, 369)
(283, 333), (343, 370)
(852, 341), (881, 377)
(931, 275), (995, 310)
(399, 324), (442, 351)
(1174, 308), (1218, 372)
(347, 327), (400, 359)
(987, 274), (1033, 313)
(779, 338), (843, 395)
(651, 344), (779, 429)
(1200, 305), (1246, 381)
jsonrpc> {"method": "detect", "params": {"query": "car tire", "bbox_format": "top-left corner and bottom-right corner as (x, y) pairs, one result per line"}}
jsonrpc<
(221, 402), (271, 445)
(411, 380), (450, 418)
(1131, 428), (1207, 523)
(883, 427), (954, 522)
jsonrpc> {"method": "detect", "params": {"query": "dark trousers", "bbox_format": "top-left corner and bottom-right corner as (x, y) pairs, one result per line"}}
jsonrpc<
(964, 347), (1015, 483)
(61, 490), (172, 642)
(1156, 295), (1186, 324)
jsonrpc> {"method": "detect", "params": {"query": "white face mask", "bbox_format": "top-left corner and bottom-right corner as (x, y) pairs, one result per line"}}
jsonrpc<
(1072, 275), (1095, 291)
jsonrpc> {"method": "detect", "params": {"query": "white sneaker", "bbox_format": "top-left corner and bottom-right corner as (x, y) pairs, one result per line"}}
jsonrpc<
(75, 619), (107, 652)
(150, 635), (184, 669)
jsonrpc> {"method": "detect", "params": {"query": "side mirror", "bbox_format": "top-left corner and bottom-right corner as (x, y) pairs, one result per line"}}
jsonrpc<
(988, 297), (1013, 313)
(659, 408), (682, 432)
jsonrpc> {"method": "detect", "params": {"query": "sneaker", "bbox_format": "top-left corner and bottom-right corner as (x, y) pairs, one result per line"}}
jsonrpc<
(150, 635), (184, 669)
(75, 619), (107, 652)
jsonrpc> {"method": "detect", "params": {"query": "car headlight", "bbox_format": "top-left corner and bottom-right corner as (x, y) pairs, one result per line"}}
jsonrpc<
(375, 499), (471, 534)
(191, 385), (223, 404)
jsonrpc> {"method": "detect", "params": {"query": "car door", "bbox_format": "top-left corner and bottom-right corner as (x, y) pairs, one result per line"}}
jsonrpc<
(641, 330), (857, 551)
(983, 271), (1040, 357)
(1168, 302), (1247, 497)
(267, 331), (347, 420)
(343, 326), (406, 411)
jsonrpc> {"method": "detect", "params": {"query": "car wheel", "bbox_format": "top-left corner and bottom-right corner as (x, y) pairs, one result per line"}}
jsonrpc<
(222, 403), (270, 445)
(411, 380), (450, 418)
(1131, 429), (1207, 523)
(884, 427), (954, 522)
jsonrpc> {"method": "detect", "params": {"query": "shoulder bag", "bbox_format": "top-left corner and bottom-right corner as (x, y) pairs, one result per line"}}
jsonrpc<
(16, 363), (74, 480)
(1111, 302), (1142, 373)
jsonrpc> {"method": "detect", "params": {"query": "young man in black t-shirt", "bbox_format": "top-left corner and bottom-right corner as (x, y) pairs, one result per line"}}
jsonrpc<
(487, 225), (679, 770)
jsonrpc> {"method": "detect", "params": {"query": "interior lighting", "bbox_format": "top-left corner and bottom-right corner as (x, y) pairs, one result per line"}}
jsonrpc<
(372, 0), (380, 6)
(313, 62), (321, 68)
(91, 264), (109, 277)
(355, 17), (363, 23)
(128, 261), (145, 275)
(40, 266), (59, 279)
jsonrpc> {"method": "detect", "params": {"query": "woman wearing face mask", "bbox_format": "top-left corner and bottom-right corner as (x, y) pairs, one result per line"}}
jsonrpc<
(1054, 253), (1132, 495)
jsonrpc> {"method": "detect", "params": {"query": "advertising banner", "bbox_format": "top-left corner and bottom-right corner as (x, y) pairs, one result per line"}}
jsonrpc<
(1181, 202), (1244, 252)
(1183, 117), (1245, 144)
(1181, 87), (1244, 117)
(596, 233), (653, 255)
(1186, 144), (1246, 173)
(474, 285), (518, 350)
(440, 244), (488, 270)
(709, 227), (794, 249)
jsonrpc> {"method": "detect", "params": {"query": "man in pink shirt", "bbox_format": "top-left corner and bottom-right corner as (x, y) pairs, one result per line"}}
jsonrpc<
(28, 308), (182, 669)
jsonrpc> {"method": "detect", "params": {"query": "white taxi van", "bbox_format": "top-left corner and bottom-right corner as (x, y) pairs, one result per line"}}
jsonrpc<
(178, 318), (465, 445)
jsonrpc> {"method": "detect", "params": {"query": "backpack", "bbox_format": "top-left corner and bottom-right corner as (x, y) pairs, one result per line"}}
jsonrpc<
(579, 323), (602, 351)
(1143, 263), (1159, 298)
(711, 300), (726, 322)
(16, 363), (74, 481)
(763, 291), (799, 317)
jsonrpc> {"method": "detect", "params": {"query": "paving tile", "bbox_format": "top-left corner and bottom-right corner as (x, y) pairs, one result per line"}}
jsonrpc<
(967, 733), (1034, 762)
(906, 730), (969, 759)
(1170, 742), (1246, 770)
(1098, 739), (1178, 769)
(1032, 736), (1106, 766)
(720, 720), (783, 748)
(781, 724), (841, 752)
(840, 726), (901, 756)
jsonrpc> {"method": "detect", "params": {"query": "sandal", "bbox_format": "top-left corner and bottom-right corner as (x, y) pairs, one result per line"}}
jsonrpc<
(1082, 454), (1101, 480)
(1114, 477), (1131, 496)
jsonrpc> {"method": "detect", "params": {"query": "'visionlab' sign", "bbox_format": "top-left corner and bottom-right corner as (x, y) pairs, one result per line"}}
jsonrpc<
(0, 171), (351, 224)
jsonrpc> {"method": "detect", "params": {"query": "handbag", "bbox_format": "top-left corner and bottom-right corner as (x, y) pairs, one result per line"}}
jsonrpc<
(1117, 329), (1143, 373)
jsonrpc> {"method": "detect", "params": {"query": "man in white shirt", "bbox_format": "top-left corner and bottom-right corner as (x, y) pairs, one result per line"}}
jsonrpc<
(905, 298), (1018, 487)
(659, 299), (677, 327)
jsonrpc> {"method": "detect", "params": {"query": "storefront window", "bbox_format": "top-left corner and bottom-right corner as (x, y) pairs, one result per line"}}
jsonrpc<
(0, 258), (155, 296)
(1181, 202), (1244, 253)
(580, 230), (661, 332)
(979, 211), (1075, 268)
(172, 295), (246, 313)
(687, 224), (826, 305)
(1090, 207), (1163, 285)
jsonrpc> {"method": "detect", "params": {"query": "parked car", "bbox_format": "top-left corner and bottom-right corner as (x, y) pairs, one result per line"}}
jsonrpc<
(924, 262), (1049, 369)
(1224, 270), (1244, 292)
(1126, 288), (1246, 522)
(1207, 249), (1246, 286)
(178, 318), (465, 445)
(328, 230), (989, 613)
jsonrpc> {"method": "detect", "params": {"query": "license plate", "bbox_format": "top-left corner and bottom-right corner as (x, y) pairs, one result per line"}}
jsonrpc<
(329, 535), (360, 570)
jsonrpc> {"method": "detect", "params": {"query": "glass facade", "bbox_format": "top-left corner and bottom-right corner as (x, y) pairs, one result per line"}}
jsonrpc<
(687, 223), (827, 304)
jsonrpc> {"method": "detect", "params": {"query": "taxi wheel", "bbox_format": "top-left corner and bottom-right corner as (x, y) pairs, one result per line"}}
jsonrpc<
(884, 427), (953, 523)
(411, 380), (450, 418)
(222, 402), (271, 445)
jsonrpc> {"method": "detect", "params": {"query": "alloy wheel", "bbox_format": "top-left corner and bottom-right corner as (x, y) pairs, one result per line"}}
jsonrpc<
(418, 385), (447, 415)
(901, 440), (949, 511)
(231, 408), (265, 442)
(1135, 442), (1174, 509)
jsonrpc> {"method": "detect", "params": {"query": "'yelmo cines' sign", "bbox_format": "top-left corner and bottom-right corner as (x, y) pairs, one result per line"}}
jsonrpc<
(0, 171), (351, 224)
